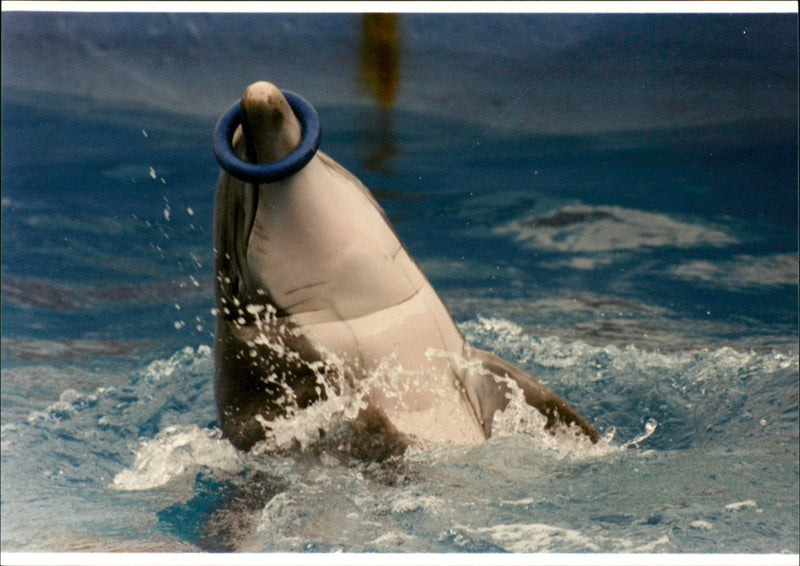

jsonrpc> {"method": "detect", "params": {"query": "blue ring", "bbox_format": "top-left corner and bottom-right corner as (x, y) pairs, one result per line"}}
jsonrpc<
(213, 90), (321, 184)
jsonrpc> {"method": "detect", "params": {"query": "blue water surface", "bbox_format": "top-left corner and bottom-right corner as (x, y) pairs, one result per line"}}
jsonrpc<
(1, 10), (798, 557)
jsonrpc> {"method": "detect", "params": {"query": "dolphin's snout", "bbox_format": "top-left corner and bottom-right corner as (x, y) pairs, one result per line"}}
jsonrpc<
(240, 81), (303, 165)
(213, 83), (320, 184)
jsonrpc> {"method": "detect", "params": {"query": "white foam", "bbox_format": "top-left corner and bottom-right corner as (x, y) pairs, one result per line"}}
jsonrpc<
(470, 522), (600, 552)
(390, 493), (444, 515)
(237, 314), (688, 457)
(725, 499), (758, 511)
(58, 388), (80, 403)
(622, 418), (658, 449)
(669, 253), (799, 289)
(634, 534), (671, 552)
(462, 316), (799, 379)
(27, 386), (112, 424)
(466, 522), (671, 553)
(495, 204), (736, 254)
(142, 345), (211, 382)
(460, 314), (800, 453)
(255, 492), (297, 534)
(368, 530), (418, 549)
(488, 387), (618, 459)
(112, 425), (242, 491)
(252, 390), (365, 454)
(690, 520), (714, 530)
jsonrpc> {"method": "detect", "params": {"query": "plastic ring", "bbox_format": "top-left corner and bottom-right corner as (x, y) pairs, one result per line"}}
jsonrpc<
(213, 90), (321, 184)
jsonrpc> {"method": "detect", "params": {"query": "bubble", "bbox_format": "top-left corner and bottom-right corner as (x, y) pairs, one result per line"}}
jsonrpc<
(59, 389), (80, 403)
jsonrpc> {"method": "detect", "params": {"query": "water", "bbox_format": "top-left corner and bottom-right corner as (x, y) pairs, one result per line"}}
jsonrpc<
(1, 10), (798, 559)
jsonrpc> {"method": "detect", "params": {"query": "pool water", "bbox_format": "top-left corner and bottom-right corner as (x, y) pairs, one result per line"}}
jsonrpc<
(1, 10), (798, 557)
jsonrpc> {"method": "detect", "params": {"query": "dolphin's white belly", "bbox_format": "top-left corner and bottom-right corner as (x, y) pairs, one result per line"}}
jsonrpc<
(303, 284), (484, 444)
(245, 153), (485, 444)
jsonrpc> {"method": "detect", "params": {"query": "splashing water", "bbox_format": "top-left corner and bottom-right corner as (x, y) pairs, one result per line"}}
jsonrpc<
(113, 426), (242, 491)
(621, 418), (658, 449)
(2, 38), (796, 551)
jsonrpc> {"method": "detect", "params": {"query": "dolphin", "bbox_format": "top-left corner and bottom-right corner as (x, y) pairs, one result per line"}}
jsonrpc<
(213, 81), (598, 458)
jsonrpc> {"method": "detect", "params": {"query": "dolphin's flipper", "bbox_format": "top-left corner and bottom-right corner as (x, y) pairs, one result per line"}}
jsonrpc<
(468, 348), (599, 443)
